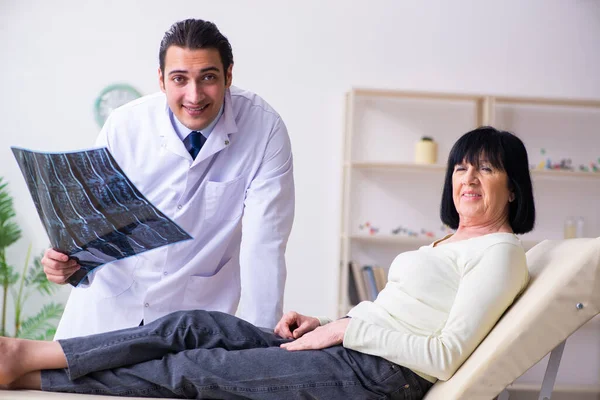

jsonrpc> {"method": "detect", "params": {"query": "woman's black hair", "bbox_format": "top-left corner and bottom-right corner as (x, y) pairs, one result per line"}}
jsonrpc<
(440, 126), (535, 234)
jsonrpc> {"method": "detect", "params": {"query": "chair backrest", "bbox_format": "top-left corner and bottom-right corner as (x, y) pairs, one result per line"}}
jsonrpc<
(423, 237), (600, 400)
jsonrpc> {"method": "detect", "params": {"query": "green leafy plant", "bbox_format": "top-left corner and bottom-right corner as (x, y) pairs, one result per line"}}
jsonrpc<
(0, 177), (64, 339)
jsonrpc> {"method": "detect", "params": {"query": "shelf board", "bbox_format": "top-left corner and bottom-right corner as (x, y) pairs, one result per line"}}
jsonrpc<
(347, 234), (435, 246)
(346, 234), (539, 250)
(351, 87), (483, 102)
(529, 168), (600, 179)
(349, 88), (600, 108)
(494, 96), (600, 109)
(348, 162), (600, 179)
(349, 162), (446, 172)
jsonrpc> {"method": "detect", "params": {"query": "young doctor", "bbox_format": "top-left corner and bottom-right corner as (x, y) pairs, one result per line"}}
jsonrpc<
(41, 18), (295, 339)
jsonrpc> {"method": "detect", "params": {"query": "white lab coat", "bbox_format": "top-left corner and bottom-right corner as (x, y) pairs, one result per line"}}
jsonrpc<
(54, 87), (294, 339)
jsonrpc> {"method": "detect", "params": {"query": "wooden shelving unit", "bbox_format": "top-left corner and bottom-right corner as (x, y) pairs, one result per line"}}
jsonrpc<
(339, 89), (600, 316)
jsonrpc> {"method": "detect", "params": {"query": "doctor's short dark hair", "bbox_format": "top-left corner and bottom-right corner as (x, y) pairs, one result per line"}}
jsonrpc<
(159, 19), (234, 82)
(440, 126), (536, 234)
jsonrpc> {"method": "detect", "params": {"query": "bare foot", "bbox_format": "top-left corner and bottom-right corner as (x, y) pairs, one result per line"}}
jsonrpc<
(0, 381), (17, 390)
(0, 371), (41, 390)
(0, 336), (26, 385)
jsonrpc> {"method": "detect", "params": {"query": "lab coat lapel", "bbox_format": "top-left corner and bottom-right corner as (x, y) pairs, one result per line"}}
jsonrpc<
(163, 134), (190, 160)
(158, 100), (191, 160)
(193, 89), (238, 165)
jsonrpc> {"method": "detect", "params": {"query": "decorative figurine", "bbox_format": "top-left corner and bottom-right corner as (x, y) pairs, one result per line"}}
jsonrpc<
(359, 222), (379, 235)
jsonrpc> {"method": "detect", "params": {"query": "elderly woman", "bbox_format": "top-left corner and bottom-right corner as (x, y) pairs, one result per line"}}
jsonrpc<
(0, 126), (535, 399)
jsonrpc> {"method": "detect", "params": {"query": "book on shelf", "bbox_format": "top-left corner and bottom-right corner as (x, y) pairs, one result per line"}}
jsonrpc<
(347, 262), (361, 305)
(349, 261), (369, 304)
(372, 266), (387, 292)
(362, 265), (379, 301)
(348, 262), (389, 305)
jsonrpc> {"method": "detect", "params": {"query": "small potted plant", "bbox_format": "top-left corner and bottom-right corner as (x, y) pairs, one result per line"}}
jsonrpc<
(0, 177), (64, 339)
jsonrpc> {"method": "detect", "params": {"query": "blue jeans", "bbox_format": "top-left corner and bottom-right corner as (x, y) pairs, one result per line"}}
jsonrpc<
(42, 310), (433, 399)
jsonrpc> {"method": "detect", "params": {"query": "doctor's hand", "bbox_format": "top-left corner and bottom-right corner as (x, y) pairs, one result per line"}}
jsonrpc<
(274, 311), (320, 340)
(41, 248), (80, 285)
(280, 317), (351, 351)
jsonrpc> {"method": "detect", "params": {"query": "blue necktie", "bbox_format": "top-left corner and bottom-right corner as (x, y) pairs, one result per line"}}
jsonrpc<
(188, 131), (206, 160)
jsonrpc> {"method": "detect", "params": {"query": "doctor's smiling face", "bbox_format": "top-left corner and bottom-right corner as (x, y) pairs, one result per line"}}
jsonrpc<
(159, 45), (233, 131)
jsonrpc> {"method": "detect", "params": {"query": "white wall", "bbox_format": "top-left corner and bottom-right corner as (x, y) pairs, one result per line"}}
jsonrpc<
(1, 0), (599, 383)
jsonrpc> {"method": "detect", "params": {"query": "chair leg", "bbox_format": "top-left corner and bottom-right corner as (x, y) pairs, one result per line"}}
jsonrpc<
(538, 340), (566, 400)
(498, 340), (566, 400)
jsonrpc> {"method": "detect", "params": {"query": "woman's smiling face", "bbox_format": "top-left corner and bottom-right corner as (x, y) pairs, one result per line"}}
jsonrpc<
(452, 157), (514, 228)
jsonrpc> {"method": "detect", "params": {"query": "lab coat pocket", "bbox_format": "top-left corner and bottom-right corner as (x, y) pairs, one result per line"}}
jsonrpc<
(91, 257), (139, 299)
(204, 175), (246, 223)
(182, 257), (240, 311)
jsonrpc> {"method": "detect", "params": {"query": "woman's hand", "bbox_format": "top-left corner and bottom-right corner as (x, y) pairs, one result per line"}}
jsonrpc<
(274, 311), (320, 339)
(280, 317), (351, 351)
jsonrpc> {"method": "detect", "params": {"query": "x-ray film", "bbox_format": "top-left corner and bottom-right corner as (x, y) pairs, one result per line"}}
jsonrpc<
(12, 147), (192, 287)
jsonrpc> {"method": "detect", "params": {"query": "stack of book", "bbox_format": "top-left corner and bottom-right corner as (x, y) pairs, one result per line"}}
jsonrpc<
(347, 262), (388, 304)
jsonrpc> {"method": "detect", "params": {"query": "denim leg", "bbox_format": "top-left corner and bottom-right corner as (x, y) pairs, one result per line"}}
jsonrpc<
(42, 310), (428, 399)
(44, 343), (417, 399)
(54, 310), (288, 380)
(387, 368), (435, 400)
